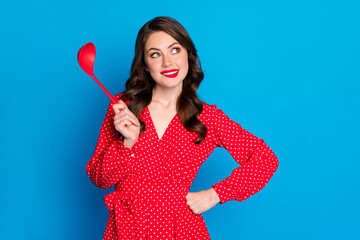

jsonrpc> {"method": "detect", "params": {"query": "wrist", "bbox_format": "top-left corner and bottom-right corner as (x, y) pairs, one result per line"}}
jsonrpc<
(123, 137), (136, 148)
(210, 187), (220, 204)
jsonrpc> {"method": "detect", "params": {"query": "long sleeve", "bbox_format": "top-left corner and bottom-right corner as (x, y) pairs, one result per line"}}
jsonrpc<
(210, 105), (279, 204)
(86, 94), (137, 189)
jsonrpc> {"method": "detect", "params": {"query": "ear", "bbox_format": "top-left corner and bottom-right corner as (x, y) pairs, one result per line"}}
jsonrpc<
(144, 65), (149, 72)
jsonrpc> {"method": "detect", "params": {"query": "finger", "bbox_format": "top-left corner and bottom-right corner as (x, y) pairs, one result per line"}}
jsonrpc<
(113, 100), (126, 114)
(114, 112), (140, 127)
(113, 107), (129, 120)
(114, 117), (133, 127)
(185, 198), (194, 206)
(192, 209), (201, 215)
(114, 110), (140, 126)
(117, 100), (129, 111)
(185, 192), (194, 200)
(115, 119), (134, 131)
(113, 104), (124, 114)
(119, 111), (140, 126)
(187, 203), (200, 215)
(113, 110), (126, 121)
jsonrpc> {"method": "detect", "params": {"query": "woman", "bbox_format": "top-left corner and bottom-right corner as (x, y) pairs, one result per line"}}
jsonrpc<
(86, 16), (279, 240)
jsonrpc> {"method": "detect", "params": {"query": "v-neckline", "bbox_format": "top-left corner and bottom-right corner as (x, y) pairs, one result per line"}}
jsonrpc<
(146, 106), (178, 141)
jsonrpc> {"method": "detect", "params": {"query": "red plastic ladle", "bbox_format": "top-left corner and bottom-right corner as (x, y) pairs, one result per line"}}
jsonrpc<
(77, 42), (118, 104)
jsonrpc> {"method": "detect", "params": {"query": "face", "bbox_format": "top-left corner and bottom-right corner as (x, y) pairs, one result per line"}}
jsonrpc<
(144, 31), (189, 91)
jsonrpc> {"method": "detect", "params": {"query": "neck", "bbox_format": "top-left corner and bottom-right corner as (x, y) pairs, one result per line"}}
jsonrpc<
(151, 84), (182, 107)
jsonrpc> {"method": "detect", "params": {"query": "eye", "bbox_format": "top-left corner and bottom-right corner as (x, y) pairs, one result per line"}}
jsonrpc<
(172, 48), (180, 54)
(150, 52), (160, 58)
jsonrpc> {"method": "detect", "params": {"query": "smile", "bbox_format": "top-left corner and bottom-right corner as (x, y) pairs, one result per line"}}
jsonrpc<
(161, 69), (179, 78)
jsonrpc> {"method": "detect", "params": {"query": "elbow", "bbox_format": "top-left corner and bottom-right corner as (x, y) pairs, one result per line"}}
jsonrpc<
(96, 182), (112, 189)
(273, 150), (279, 168)
(269, 152), (279, 176)
(260, 140), (279, 173)
(85, 166), (112, 189)
(88, 176), (113, 189)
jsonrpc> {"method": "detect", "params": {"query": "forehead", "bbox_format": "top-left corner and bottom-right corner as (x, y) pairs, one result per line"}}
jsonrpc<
(145, 31), (178, 50)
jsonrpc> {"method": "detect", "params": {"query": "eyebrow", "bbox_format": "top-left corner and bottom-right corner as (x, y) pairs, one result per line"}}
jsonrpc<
(147, 42), (179, 53)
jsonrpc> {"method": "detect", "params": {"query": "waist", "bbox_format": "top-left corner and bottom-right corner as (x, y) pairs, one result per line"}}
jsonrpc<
(114, 176), (189, 206)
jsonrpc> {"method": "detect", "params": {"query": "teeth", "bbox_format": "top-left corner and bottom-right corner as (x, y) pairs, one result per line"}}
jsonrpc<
(163, 70), (178, 75)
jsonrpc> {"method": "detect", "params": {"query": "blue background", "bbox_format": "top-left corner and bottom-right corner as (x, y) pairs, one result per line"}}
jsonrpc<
(1, 0), (359, 239)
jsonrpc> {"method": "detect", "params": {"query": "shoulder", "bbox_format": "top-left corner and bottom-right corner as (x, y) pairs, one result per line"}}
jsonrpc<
(201, 101), (216, 111)
(200, 101), (224, 123)
(201, 101), (223, 116)
(201, 101), (240, 127)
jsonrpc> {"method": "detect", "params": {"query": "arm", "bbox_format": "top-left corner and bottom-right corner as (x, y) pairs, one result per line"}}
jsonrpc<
(211, 106), (279, 204)
(86, 96), (137, 189)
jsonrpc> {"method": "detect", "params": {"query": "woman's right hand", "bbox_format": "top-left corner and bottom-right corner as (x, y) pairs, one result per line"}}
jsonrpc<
(112, 100), (141, 148)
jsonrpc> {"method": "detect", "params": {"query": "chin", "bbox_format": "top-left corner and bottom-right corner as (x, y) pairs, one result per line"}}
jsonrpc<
(159, 81), (183, 89)
(164, 83), (182, 89)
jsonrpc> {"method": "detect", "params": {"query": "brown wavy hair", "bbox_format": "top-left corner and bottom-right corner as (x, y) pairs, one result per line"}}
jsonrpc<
(120, 16), (206, 144)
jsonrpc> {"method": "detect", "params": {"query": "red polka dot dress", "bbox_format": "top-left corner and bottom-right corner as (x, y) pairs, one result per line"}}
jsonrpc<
(86, 93), (279, 240)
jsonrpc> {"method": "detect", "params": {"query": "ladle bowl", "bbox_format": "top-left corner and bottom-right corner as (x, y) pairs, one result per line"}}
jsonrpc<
(78, 42), (118, 104)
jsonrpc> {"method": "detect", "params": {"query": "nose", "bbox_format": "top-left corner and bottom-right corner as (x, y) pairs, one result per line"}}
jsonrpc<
(162, 54), (173, 68)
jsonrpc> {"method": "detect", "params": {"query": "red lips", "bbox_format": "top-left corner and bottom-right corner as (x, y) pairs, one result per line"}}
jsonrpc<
(161, 69), (179, 78)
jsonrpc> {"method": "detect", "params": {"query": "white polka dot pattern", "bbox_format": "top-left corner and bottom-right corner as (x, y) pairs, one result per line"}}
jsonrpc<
(86, 93), (279, 239)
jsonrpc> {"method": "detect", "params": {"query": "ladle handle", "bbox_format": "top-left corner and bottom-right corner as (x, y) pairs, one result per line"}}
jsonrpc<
(90, 74), (118, 104)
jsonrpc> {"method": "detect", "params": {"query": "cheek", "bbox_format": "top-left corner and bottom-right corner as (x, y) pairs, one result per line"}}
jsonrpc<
(182, 53), (189, 68)
(145, 60), (158, 73)
(146, 63), (162, 79)
(182, 56), (189, 72)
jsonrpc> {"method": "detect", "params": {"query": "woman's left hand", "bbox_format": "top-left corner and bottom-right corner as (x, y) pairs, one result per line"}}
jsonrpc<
(185, 187), (220, 215)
